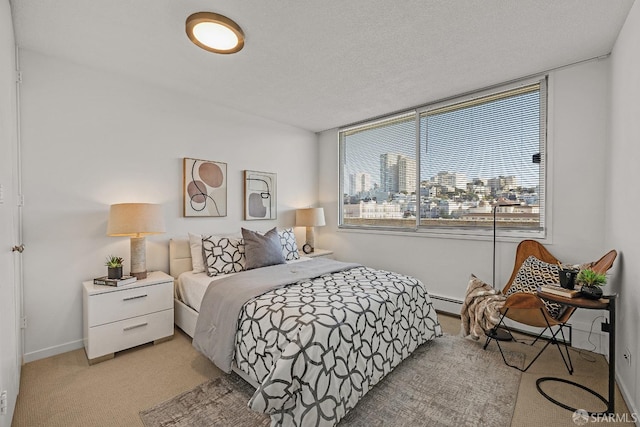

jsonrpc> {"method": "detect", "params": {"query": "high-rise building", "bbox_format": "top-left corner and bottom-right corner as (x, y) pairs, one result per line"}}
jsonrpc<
(349, 172), (372, 196)
(398, 157), (416, 193)
(380, 153), (416, 193)
(380, 153), (398, 193)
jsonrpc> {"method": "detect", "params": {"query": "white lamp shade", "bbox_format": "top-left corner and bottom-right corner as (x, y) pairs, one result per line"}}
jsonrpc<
(107, 203), (166, 236)
(296, 207), (326, 227)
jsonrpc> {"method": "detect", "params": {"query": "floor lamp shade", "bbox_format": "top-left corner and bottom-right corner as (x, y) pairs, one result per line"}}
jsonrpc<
(295, 207), (325, 253)
(107, 203), (166, 279)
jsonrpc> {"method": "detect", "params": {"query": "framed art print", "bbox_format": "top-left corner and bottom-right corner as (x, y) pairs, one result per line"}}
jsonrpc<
(183, 157), (227, 217)
(244, 170), (276, 220)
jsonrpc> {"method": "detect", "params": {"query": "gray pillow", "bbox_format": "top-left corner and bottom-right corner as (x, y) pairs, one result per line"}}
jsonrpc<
(241, 227), (286, 270)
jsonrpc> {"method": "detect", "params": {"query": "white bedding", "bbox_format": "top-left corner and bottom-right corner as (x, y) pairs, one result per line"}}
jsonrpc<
(177, 257), (312, 312)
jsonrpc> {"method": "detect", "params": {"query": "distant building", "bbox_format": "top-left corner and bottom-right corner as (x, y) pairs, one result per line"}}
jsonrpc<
(398, 157), (416, 193)
(349, 172), (372, 196)
(487, 175), (518, 193)
(434, 171), (468, 191)
(380, 153), (398, 193)
(380, 153), (416, 193)
(343, 200), (403, 219)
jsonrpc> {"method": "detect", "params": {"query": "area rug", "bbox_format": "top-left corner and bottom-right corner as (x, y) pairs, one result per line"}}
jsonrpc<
(140, 335), (524, 427)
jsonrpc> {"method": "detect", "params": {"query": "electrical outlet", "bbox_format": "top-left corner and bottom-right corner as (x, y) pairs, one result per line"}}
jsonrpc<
(623, 347), (632, 367)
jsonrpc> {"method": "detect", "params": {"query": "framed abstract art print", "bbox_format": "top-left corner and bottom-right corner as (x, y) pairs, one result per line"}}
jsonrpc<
(243, 170), (276, 220)
(183, 157), (227, 217)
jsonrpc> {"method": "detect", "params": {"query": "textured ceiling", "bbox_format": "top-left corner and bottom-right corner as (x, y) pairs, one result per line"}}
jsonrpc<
(10, 0), (635, 133)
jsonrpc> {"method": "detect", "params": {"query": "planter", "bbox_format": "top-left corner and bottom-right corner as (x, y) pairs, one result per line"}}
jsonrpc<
(580, 285), (603, 300)
(107, 266), (123, 279)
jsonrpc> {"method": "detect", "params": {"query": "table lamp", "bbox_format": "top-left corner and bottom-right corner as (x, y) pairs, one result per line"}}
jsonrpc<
(295, 207), (325, 254)
(107, 203), (166, 279)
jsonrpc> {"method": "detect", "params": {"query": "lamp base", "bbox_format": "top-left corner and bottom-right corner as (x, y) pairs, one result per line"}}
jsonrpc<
(305, 226), (316, 251)
(130, 236), (147, 281)
(131, 271), (147, 280)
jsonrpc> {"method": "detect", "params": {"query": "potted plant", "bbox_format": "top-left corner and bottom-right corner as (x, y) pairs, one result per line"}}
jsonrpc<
(576, 268), (607, 299)
(105, 255), (124, 279)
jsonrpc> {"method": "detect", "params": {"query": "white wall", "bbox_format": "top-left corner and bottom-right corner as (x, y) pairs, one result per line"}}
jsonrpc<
(318, 59), (615, 351)
(609, 0), (640, 416)
(18, 49), (318, 362)
(0, 1), (19, 425)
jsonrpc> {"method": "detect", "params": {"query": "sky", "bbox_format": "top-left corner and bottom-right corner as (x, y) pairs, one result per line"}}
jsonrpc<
(343, 90), (541, 194)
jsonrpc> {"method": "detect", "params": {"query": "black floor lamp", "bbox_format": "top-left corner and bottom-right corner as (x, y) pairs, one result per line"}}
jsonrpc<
(489, 203), (513, 341)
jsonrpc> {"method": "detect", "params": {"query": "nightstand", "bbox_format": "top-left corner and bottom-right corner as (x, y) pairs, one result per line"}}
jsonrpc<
(299, 248), (334, 259)
(82, 270), (174, 364)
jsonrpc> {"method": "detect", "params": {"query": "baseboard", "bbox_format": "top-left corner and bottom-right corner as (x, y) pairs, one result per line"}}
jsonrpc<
(430, 294), (463, 315)
(431, 293), (606, 354)
(23, 339), (84, 363)
(615, 370), (640, 427)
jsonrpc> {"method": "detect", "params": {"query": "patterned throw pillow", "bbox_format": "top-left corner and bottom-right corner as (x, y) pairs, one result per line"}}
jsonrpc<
(505, 255), (566, 319)
(202, 235), (246, 277)
(278, 228), (300, 261)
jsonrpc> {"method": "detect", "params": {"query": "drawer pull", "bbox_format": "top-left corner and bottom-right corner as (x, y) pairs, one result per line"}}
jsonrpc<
(123, 294), (147, 301)
(123, 322), (148, 331)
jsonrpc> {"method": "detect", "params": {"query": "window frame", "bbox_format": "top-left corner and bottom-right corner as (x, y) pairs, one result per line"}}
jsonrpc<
(339, 76), (548, 240)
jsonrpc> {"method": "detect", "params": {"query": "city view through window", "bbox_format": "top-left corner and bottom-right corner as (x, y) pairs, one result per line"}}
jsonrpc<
(340, 82), (545, 232)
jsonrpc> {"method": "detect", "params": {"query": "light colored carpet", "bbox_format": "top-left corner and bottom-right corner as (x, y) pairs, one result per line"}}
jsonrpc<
(12, 313), (634, 427)
(139, 334), (525, 427)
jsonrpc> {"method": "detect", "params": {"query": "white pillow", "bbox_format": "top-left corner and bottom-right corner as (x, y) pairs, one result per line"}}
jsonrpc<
(188, 233), (206, 273)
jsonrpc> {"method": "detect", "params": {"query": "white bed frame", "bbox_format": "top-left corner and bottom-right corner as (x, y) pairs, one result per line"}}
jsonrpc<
(169, 238), (199, 338)
(169, 237), (259, 388)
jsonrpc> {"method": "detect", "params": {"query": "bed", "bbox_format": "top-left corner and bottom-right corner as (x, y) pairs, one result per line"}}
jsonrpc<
(169, 235), (441, 426)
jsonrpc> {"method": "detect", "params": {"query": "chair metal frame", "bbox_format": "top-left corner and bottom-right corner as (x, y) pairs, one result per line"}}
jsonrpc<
(485, 307), (574, 374)
(484, 240), (617, 375)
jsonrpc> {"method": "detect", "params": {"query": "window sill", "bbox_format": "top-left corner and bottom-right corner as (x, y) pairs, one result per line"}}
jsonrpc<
(337, 225), (548, 244)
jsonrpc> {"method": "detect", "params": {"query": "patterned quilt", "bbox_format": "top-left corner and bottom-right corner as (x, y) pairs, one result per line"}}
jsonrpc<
(234, 266), (441, 427)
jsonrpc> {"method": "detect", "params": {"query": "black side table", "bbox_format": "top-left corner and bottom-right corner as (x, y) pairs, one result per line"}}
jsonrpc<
(535, 291), (616, 415)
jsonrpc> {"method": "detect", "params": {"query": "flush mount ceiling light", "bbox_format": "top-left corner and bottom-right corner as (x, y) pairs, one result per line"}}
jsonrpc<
(186, 12), (245, 54)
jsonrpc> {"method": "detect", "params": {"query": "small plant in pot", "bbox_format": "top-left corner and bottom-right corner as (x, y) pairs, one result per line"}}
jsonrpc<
(576, 268), (607, 299)
(105, 255), (124, 279)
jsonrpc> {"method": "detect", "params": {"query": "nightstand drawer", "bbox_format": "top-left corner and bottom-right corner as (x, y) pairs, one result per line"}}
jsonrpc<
(85, 309), (174, 360)
(87, 281), (173, 327)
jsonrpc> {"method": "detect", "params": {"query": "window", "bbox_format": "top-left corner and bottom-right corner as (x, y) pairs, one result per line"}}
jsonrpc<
(339, 78), (547, 236)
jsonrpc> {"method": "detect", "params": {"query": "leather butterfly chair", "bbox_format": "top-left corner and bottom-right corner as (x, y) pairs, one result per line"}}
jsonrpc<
(484, 239), (617, 374)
